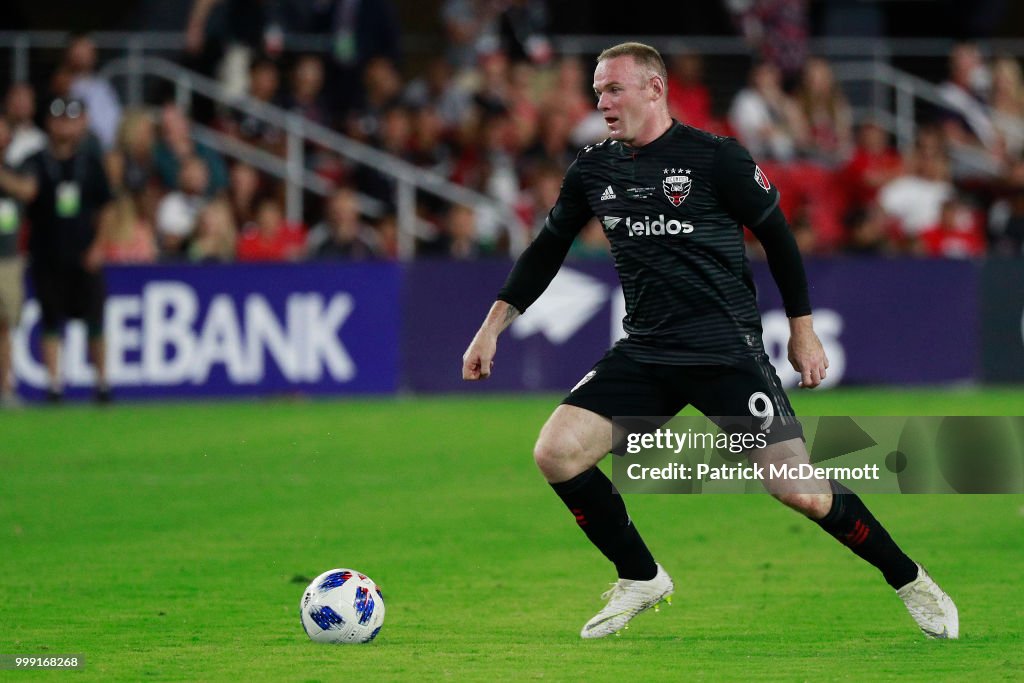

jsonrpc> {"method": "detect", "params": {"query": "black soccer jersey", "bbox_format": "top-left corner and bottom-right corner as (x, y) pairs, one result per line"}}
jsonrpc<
(544, 121), (782, 366)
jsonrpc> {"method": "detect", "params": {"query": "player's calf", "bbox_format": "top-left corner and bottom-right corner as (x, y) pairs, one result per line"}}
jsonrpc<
(814, 480), (919, 589)
(751, 438), (833, 518)
(773, 491), (832, 519)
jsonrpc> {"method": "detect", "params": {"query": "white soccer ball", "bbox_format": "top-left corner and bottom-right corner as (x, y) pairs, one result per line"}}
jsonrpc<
(300, 568), (385, 644)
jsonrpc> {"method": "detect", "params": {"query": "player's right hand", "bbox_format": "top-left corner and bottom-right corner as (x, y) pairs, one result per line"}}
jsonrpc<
(462, 334), (496, 380)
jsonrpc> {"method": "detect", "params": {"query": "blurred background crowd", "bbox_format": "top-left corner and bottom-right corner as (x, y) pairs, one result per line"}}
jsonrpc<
(2, 0), (1024, 265)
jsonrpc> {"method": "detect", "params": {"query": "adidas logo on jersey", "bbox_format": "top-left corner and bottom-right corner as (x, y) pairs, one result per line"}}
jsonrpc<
(600, 186), (616, 201)
(623, 215), (694, 237)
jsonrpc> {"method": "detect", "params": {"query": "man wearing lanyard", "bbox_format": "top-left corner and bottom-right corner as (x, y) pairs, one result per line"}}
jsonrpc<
(15, 97), (113, 403)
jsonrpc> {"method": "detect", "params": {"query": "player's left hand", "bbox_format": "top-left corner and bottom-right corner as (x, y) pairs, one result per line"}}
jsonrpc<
(787, 316), (829, 389)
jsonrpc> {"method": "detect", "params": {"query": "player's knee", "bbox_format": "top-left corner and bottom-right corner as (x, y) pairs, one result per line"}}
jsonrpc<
(533, 433), (581, 480)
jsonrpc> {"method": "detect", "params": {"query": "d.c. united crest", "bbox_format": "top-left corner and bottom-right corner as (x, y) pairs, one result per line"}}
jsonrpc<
(662, 169), (692, 207)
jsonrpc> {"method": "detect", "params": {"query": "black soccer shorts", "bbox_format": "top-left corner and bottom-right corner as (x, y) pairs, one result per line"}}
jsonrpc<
(561, 346), (803, 449)
(31, 264), (106, 338)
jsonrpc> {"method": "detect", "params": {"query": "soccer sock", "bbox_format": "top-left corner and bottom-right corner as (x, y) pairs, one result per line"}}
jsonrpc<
(550, 467), (658, 581)
(815, 480), (919, 589)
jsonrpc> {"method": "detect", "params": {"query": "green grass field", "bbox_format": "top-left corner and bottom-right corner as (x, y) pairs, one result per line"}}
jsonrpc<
(2, 388), (1023, 681)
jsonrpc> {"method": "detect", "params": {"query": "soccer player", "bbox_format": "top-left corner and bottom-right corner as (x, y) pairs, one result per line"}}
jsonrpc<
(461, 42), (958, 640)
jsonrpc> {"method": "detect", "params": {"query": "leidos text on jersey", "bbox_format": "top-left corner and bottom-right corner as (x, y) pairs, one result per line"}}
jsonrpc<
(623, 214), (695, 237)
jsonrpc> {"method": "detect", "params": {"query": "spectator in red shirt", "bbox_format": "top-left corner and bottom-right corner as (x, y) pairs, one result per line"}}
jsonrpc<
(842, 119), (904, 207)
(666, 51), (712, 132)
(918, 198), (985, 258)
(236, 197), (305, 261)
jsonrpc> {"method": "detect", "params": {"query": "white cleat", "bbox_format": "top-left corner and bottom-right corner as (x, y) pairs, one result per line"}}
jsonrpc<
(897, 563), (959, 639)
(580, 563), (674, 639)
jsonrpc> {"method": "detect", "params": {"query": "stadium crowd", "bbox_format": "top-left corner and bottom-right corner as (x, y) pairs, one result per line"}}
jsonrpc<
(2, 1), (1024, 266)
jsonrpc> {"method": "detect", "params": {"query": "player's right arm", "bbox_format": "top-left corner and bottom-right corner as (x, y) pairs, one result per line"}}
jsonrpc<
(462, 160), (591, 381)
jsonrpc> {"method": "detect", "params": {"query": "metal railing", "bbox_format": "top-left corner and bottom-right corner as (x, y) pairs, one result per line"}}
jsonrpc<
(832, 61), (1024, 176)
(95, 55), (528, 258)
(6, 29), (1024, 239)
(833, 61), (947, 151)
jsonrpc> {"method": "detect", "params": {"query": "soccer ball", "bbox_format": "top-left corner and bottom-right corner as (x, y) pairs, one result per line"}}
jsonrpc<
(299, 568), (385, 644)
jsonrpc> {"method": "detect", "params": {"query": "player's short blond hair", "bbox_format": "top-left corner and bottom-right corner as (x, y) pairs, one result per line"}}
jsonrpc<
(597, 42), (668, 85)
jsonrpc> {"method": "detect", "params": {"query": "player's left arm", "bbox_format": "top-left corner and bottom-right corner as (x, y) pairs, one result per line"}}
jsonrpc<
(712, 139), (828, 388)
(747, 204), (828, 388)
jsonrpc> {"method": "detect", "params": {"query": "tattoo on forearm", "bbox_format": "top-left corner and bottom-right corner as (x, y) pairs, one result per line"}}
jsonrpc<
(502, 306), (521, 327)
(486, 303), (521, 336)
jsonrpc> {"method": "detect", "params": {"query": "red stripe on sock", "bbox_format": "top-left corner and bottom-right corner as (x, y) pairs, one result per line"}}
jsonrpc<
(844, 520), (870, 547)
